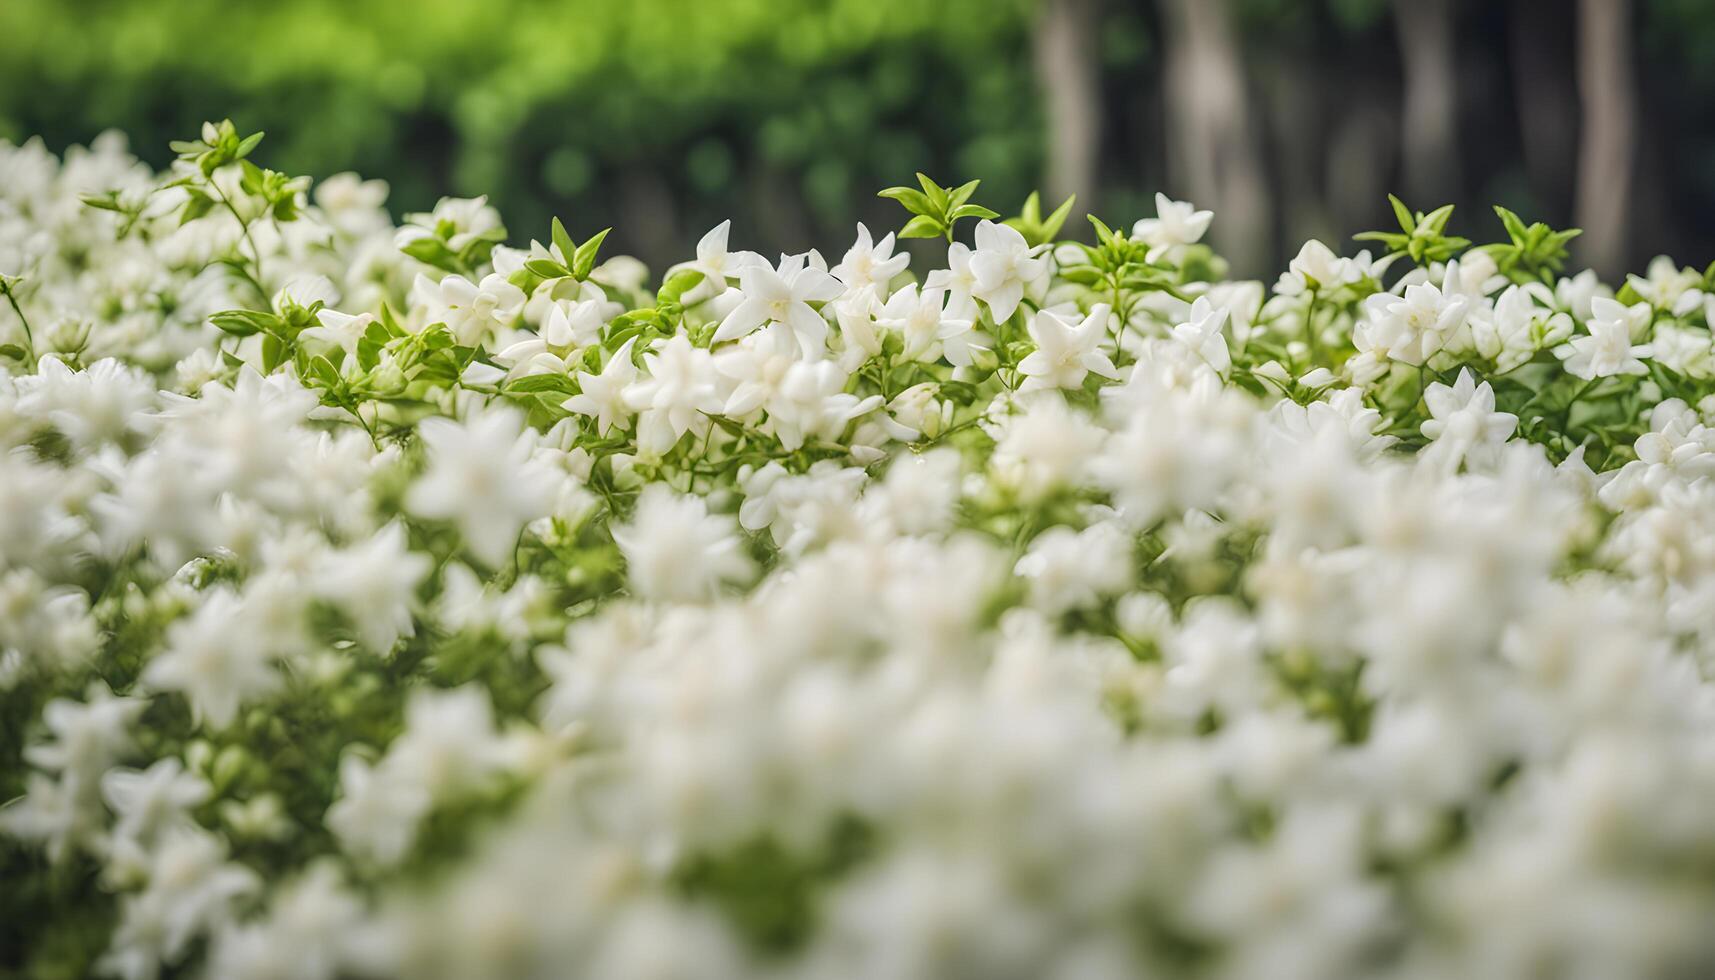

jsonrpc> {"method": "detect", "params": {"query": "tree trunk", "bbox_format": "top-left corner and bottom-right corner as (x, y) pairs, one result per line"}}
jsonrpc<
(1574, 0), (1635, 277)
(1032, 0), (1102, 215)
(1509, 0), (1578, 219)
(1393, 0), (1462, 205)
(1158, 0), (1271, 277)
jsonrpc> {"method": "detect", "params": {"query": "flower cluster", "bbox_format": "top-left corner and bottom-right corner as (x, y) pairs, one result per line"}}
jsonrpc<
(5, 129), (1715, 980)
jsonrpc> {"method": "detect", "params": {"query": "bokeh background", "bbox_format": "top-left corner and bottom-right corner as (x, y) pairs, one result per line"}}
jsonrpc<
(3, 0), (1712, 279)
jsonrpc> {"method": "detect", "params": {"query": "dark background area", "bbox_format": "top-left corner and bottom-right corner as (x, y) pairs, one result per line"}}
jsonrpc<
(3, 0), (1712, 279)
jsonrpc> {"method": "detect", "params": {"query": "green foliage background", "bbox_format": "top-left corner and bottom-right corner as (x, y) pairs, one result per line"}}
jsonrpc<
(4, 0), (1715, 295)
(0, 0), (1044, 265)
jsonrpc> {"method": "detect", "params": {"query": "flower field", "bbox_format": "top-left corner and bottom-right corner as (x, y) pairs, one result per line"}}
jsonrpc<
(4, 124), (1715, 979)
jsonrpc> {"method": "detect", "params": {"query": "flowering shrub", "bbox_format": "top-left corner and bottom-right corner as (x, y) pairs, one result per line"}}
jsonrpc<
(5, 124), (1715, 980)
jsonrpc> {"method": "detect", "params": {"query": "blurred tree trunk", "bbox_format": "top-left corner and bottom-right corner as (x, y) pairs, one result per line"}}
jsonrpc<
(1574, 0), (1634, 277)
(1158, 0), (1270, 277)
(1393, 0), (1461, 205)
(1032, 0), (1101, 214)
(1509, 0), (1578, 218)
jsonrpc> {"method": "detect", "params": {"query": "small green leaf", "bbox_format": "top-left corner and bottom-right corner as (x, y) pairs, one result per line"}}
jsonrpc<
(949, 204), (999, 222)
(878, 187), (934, 216)
(657, 269), (706, 305)
(550, 217), (577, 264)
(915, 173), (950, 212)
(947, 179), (982, 209)
(1040, 194), (1077, 242)
(898, 214), (944, 239)
(261, 334), (287, 373)
(573, 228), (610, 280)
(209, 309), (281, 336)
(526, 259), (570, 280)
(1389, 194), (1414, 234)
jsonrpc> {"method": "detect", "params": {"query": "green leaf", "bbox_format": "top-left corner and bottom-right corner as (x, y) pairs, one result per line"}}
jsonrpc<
(550, 217), (577, 264)
(1040, 194), (1077, 242)
(307, 355), (341, 388)
(261, 334), (287, 373)
(915, 173), (950, 212)
(878, 187), (934, 216)
(657, 269), (706, 305)
(209, 309), (281, 336)
(507, 373), (577, 395)
(573, 228), (610, 280)
(0, 344), (28, 361)
(400, 236), (464, 275)
(1389, 194), (1414, 234)
(1422, 204), (1456, 234)
(898, 214), (944, 239)
(526, 259), (570, 280)
(949, 204), (999, 222)
(1087, 214), (1117, 245)
(1494, 206), (1527, 243)
(947, 179), (981, 209)
(180, 191), (215, 226)
(234, 132), (265, 159)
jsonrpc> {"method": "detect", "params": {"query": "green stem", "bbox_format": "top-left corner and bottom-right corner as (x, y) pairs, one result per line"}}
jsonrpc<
(210, 178), (267, 299)
(1, 283), (36, 367)
(1303, 289), (1321, 368)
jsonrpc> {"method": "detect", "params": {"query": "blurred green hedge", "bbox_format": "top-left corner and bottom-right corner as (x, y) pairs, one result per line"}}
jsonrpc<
(0, 0), (1042, 264)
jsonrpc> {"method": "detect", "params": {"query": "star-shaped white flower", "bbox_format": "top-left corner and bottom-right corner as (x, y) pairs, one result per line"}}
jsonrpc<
(713, 255), (843, 357)
(686, 219), (765, 297)
(1420, 368), (1517, 471)
(1131, 192), (1213, 262)
(1555, 298), (1653, 379)
(300, 309), (374, 358)
(1018, 303), (1119, 390)
(563, 338), (640, 436)
(969, 220), (1048, 324)
(1170, 296), (1232, 377)
(831, 222), (909, 294)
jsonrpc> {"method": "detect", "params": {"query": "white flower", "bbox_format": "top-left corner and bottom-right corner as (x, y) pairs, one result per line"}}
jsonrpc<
(419, 272), (525, 347)
(622, 334), (722, 456)
(299, 309), (374, 358)
(925, 241), (980, 320)
(325, 753), (429, 866)
(1627, 255), (1704, 317)
(562, 338), (639, 435)
(1275, 240), (1358, 295)
(713, 254), (843, 356)
(386, 685), (513, 800)
(1014, 524), (1133, 614)
(1018, 304), (1119, 390)
(102, 759), (210, 854)
(613, 484), (752, 601)
(313, 523), (431, 654)
(1419, 368), (1518, 472)
(1170, 296), (1232, 377)
(141, 590), (277, 728)
(1556, 298), (1654, 379)
(101, 828), (258, 979)
(1131, 192), (1213, 262)
(830, 222), (909, 294)
(23, 682), (145, 777)
(968, 219), (1047, 324)
(398, 194), (502, 254)
(683, 219), (764, 298)
(407, 405), (558, 568)
(877, 283), (980, 366)
(1355, 280), (1469, 366)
